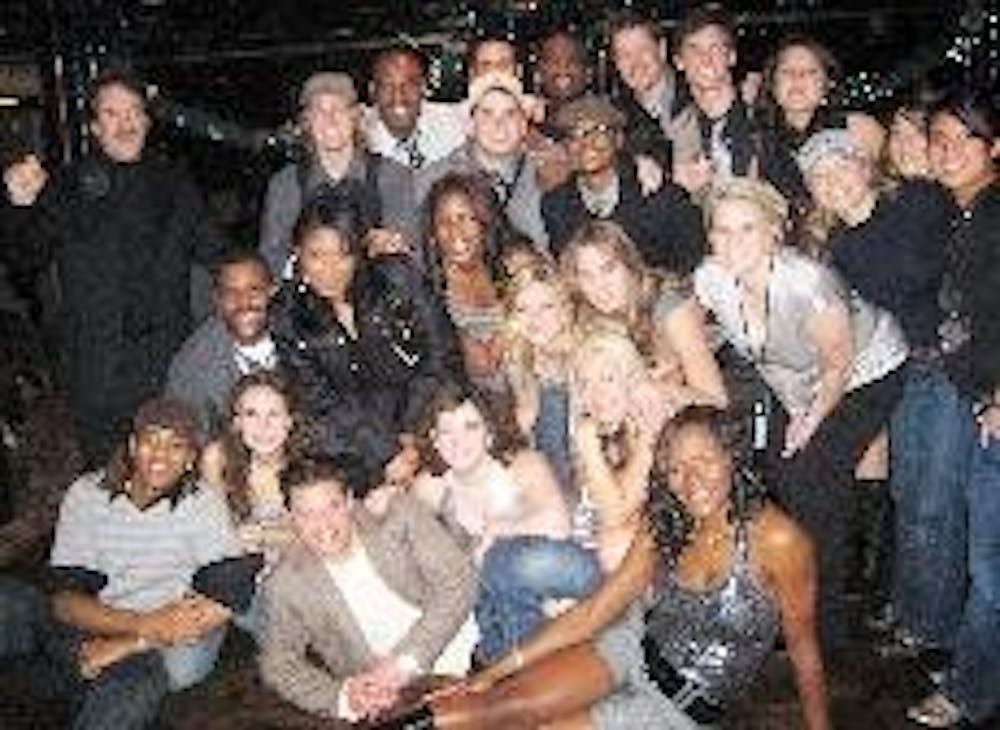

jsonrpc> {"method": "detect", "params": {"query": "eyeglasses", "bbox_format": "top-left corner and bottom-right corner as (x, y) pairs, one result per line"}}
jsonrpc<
(569, 123), (617, 140)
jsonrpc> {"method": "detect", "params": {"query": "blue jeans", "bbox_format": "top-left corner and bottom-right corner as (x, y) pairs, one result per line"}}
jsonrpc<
(890, 364), (972, 647)
(534, 383), (574, 498)
(0, 578), (225, 728)
(476, 535), (602, 660)
(942, 436), (1000, 722)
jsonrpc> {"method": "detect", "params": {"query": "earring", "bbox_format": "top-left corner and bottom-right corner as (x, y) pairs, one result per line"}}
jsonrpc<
(485, 433), (495, 451)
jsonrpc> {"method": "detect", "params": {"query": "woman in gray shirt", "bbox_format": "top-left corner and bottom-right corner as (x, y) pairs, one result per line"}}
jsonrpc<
(693, 177), (907, 650)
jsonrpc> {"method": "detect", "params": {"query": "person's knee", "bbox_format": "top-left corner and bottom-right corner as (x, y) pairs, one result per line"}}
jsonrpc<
(0, 577), (45, 657)
(159, 628), (226, 692)
(75, 651), (168, 730)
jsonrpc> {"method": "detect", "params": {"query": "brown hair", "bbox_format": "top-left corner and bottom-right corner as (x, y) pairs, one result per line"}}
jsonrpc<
(502, 254), (574, 396)
(417, 381), (526, 475)
(558, 220), (670, 360)
(218, 371), (316, 519)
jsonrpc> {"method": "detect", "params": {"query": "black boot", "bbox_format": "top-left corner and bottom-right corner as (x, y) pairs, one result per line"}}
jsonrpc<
(366, 703), (436, 730)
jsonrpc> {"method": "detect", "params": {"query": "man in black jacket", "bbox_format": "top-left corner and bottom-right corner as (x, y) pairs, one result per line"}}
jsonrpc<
(542, 95), (704, 274)
(1, 69), (225, 467)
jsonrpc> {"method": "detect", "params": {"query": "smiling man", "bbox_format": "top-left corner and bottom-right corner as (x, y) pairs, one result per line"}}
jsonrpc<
(166, 249), (278, 435)
(542, 94), (704, 273)
(259, 453), (477, 723)
(0, 69), (227, 468)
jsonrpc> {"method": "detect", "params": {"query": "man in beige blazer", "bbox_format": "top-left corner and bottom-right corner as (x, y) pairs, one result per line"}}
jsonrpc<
(258, 454), (477, 723)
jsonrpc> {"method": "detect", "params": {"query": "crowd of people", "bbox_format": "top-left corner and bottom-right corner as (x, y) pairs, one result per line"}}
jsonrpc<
(1, 3), (998, 729)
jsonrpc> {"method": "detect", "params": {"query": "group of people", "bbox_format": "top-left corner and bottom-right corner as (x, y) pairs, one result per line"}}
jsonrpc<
(1, 3), (999, 729)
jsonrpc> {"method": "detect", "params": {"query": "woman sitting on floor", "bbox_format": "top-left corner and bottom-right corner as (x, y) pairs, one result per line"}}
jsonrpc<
(380, 406), (829, 730)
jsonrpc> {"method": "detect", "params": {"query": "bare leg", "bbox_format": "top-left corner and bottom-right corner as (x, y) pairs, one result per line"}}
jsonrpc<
(432, 643), (612, 730)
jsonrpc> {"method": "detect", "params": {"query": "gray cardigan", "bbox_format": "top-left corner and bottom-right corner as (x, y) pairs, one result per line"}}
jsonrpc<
(165, 314), (243, 436)
(258, 494), (476, 718)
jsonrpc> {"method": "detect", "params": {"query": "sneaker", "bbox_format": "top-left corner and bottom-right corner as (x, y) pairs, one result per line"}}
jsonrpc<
(907, 692), (963, 728)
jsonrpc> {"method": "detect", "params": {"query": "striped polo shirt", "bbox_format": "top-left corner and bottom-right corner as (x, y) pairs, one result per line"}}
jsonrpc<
(50, 471), (241, 613)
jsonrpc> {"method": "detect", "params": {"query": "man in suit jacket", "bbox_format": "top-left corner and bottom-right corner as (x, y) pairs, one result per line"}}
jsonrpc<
(166, 249), (277, 436)
(259, 454), (477, 723)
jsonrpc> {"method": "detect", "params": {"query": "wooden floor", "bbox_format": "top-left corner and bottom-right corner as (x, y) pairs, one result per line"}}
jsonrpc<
(1, 395), (996, 729)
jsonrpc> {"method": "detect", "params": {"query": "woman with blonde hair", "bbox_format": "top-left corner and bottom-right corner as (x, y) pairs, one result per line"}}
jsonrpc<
(503, 252), (578, 494)
(694, 176), (907, 648)
(559, 219), (727, 418)
(569, 327), (668, 571)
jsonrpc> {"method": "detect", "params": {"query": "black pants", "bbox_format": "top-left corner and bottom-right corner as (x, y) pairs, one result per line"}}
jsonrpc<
(764, 368), (905, 650)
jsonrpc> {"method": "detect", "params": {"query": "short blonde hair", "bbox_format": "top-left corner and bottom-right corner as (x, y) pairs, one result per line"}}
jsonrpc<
(571, 327), (646, 394)
(703, 177), (790, 236)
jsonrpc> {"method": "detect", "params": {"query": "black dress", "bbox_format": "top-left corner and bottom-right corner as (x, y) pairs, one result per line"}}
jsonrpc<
(270, 254), (462, 469)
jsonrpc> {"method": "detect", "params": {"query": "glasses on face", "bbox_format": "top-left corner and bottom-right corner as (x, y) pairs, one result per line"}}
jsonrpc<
(569, 123), (616, 141)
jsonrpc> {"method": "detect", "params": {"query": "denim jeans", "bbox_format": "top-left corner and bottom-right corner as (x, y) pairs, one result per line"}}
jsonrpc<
(534, 383), (574, 499)
(476, 535), (602, 660)
(890, 363), (972, 647)
(941, 436), (1000, 722)
(0, 577), (225, 728)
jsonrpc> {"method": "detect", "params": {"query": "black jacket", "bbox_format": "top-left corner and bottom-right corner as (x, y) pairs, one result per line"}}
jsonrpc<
(270, 255), (461, 466)
(1, 151), (223, 462)
(828, 180), (949, 350)
(943, 182), (1000, 399)
(542, 159), (706, 275)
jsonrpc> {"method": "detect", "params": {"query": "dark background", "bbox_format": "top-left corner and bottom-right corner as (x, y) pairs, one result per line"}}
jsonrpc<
(1, 0), (996, 242)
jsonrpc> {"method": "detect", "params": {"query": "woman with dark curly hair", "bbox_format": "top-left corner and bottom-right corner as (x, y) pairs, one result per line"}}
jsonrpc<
(424, 172), (510, 392)
(377, 406), (829, 730)
(413, 381), (601, 662)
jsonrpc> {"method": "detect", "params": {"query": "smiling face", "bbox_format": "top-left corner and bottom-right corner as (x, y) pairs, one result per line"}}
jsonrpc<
(233, 384), (292, 461)
(708, 197), (779, 282)
(432, 189), (487, 268)
(572, 243), (633, 316)
(512, 279), (570, 348)
(674, 24), (735, 93)
(472, 89), (527, 158)
(433, 400), (491, 474)
(298, 225), (356, 302)
(130, 425), (195, 504)
(804, 153), (873, 221)
(567, 120), (621, 177)
(90, 82), (150, 163)
(539, 33), (588, 104)
(611, 25), (666, 98)
(575, 342), (633, 427)
(289, 480), (355, 559)
(773, 44), (827, 118)
(302, 92), (358, 157)
(372, 51), (424, 140)
(664, 422), (732, 521)
(888, 110), (929, 176)
(216, 259), (273, 346)
(929, 111), (998, 200)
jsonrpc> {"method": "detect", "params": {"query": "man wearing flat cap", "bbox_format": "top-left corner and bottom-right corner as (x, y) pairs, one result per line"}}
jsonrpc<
(542, 94), (705, 274)
(259, 71), (419, 278)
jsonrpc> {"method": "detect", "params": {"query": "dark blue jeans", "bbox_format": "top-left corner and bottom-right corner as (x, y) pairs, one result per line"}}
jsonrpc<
(0, 578), (221, 729)
(941, 436), (1000, 722)
(890, 363), (972, 647)
(476, 535), (602, 661)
